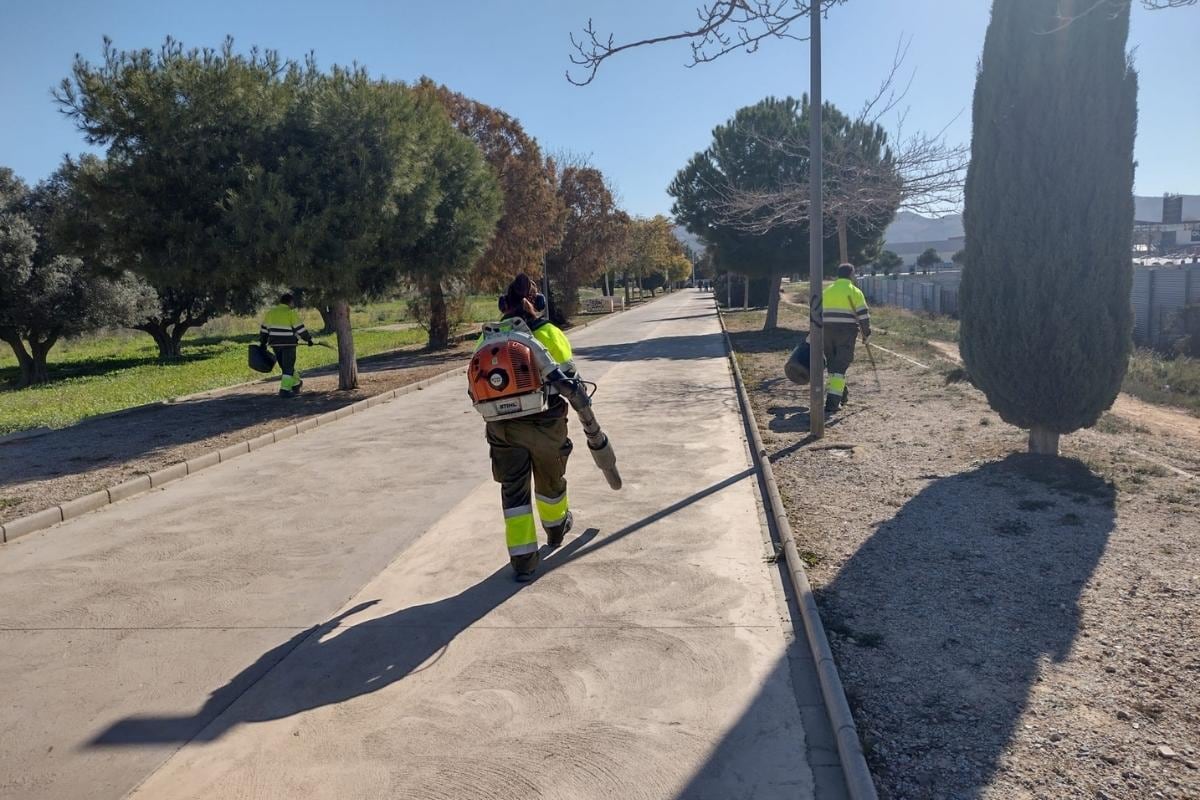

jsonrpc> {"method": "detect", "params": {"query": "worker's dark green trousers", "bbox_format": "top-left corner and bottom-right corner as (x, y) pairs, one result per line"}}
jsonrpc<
(823, 324), (859, 408)
(273, 346), (300, 393)
(486, 416), (573, 574)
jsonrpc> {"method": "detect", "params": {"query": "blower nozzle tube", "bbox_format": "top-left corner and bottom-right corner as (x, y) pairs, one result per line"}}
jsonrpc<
(550, 372), (622, 491)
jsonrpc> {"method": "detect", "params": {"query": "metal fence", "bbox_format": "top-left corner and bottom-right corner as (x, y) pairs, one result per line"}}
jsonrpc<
(860, 265), (1200, 350)
(859, 275), (960, 318)
(1131, 265), (1200, 348)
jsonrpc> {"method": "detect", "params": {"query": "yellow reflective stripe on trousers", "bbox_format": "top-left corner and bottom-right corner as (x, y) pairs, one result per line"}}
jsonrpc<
(504, 504), (538, 556)
(828, 373), (846, 395)
(535, 491), (569, 526)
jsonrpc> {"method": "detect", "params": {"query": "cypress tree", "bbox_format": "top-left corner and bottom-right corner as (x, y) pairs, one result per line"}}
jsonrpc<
(960, 0), (1137, 455)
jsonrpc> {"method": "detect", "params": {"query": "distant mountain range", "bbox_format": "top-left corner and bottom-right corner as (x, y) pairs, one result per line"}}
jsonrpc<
(673, 195), (1199, 255)
(883, 195), (1200, 247)
(672, 225), (706, 255)
(884, 211), (963, 245)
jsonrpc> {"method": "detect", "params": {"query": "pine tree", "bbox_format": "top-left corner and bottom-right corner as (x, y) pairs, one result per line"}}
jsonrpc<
(960, 0), (1137, 455)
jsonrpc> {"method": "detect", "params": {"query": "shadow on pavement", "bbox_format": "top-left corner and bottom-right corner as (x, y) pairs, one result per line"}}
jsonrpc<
(727, 327), (806, 356)
(816, 454), (1114, 794)
(575, 333), (727, 363)
(0, 348), (466, 489)
(91, 467), (758, 748)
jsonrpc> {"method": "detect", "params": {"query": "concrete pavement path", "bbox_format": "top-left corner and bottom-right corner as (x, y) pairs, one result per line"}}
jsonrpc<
(0, 291), (840, 799)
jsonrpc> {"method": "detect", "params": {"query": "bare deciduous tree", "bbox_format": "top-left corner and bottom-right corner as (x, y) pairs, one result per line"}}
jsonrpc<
(567, 0), (847, 85)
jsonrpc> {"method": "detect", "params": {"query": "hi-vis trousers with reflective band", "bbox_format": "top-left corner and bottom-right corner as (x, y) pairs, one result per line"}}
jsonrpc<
(486, 416), (573, 565)
(274, 346), (301, 391)
(823, 324), (859, 401)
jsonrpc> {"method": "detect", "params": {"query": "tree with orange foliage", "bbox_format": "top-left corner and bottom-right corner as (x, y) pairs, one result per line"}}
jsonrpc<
(423, 80), (564, 292)
(544, 165), (627, 322)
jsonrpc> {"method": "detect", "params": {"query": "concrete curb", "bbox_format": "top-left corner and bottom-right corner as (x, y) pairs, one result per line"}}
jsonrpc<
(718, 310), (879, 800)
(0, 299), (647, 546)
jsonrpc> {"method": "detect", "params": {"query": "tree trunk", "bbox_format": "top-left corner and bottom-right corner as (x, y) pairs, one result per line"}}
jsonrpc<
(427, 281), (451, 350)
(1028, 426), (1060, 456)
(604, 271), (611, 297)
(837, 215), (849, 265)
(623, 271), (631, 306)
(742, 274), (749, 310)
(332, 300), (358, 390)
(2, 332), (42, 387)
(28, 334), (57, 385)
(317, 306), (336, 335)
(136, 321), (184, 360)
(763, 271), (784, 330)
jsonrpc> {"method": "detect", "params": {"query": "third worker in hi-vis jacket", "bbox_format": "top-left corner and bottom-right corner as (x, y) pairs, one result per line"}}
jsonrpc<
(821, 263), (872, 414)
(259, 292), (314, 398)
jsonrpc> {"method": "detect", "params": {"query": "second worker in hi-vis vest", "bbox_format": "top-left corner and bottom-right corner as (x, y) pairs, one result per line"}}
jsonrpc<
(259, 292), (314, 398)
(821, 263), (872, 414)
(467, 273), (622, 582)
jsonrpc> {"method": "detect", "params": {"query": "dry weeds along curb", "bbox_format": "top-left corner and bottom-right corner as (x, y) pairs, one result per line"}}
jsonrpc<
(0, 302), (645, 546)
(718, 311), (879, 800)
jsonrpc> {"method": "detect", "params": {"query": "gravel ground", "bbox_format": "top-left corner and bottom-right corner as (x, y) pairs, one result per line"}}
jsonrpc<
(726, 306), (1199, 800)
(0, 343), (471, 524)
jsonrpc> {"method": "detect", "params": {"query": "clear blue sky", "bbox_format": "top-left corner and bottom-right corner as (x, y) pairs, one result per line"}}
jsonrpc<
(2, 0), (1197, 218)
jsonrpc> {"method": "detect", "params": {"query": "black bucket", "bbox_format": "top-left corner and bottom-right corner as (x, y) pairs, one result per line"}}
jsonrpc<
(784, 339), (821, 385)
(248, 344), (276, 373)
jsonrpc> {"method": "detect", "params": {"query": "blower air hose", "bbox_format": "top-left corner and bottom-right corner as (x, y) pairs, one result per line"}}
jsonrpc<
(550, 373), (622, 491)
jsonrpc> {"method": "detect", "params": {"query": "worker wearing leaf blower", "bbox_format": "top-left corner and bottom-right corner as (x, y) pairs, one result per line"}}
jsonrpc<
(468, 273), (621, 582)
(259, 292), (313, 398)
(821, 263), (871, 414)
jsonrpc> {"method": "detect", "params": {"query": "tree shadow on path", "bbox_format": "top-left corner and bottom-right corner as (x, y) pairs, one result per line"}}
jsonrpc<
(817, 454), (1115, 795)
(0, 347), (466, 489)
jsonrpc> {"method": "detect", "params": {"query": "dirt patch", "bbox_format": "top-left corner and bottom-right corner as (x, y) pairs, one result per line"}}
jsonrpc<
(0, 343), (471, 523)
(927, 339), (1200, 451)
(725, 307), (1200, 799)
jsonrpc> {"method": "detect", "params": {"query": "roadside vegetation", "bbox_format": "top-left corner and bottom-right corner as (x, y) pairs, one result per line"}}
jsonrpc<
(867, 305), (1200, 418)
(0, 321), (423, 435)
(0, 286), (633, 435)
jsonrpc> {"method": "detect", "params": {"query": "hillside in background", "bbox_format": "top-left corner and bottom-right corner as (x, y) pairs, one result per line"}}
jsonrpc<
(672, 225), (706, 255)
(884, 211), (964, 245)
(674, 196), (1199, 257)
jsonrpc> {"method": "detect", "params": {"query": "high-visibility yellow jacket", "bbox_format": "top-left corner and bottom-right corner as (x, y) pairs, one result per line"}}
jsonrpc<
(530, 320), (574, 372)
(822, 279), (871, 336)
(259, 304), (313, 347)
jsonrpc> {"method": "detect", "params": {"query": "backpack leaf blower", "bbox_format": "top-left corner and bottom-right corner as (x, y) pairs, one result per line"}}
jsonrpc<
(467, 318), (621, 491)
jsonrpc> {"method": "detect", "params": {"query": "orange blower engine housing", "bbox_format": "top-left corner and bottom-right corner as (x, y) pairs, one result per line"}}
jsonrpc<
(468, 339), (549, 421)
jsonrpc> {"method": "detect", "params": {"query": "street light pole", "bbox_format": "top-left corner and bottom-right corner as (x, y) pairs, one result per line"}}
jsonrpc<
(808, 2), (825, 438)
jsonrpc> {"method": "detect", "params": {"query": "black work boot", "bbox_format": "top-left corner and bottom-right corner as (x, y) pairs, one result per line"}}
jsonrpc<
(841, 387), (849, 407)
(511, 550), (540, 583)
(824, 395), (841, 415)
(546, 511), (574, 549)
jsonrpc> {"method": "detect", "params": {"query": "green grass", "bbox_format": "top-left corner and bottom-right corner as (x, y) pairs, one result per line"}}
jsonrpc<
(1122, 348), (1200, 415)
(0, 290), (611, 435)
(870, 306), (960, 344)
(0, 326), (426, 435)
(869, 307), (1200, 417)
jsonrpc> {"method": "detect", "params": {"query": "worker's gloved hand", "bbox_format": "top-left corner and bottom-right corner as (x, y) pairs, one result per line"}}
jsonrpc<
(306, 339), (314, 347)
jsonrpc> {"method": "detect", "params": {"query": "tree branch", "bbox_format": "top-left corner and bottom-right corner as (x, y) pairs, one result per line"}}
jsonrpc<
(567, 0), (847, 86)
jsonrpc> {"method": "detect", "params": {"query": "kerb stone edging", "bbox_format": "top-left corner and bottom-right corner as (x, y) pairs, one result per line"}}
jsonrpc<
(0, 299), (649, 545)
(717, 308), (879, 800)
